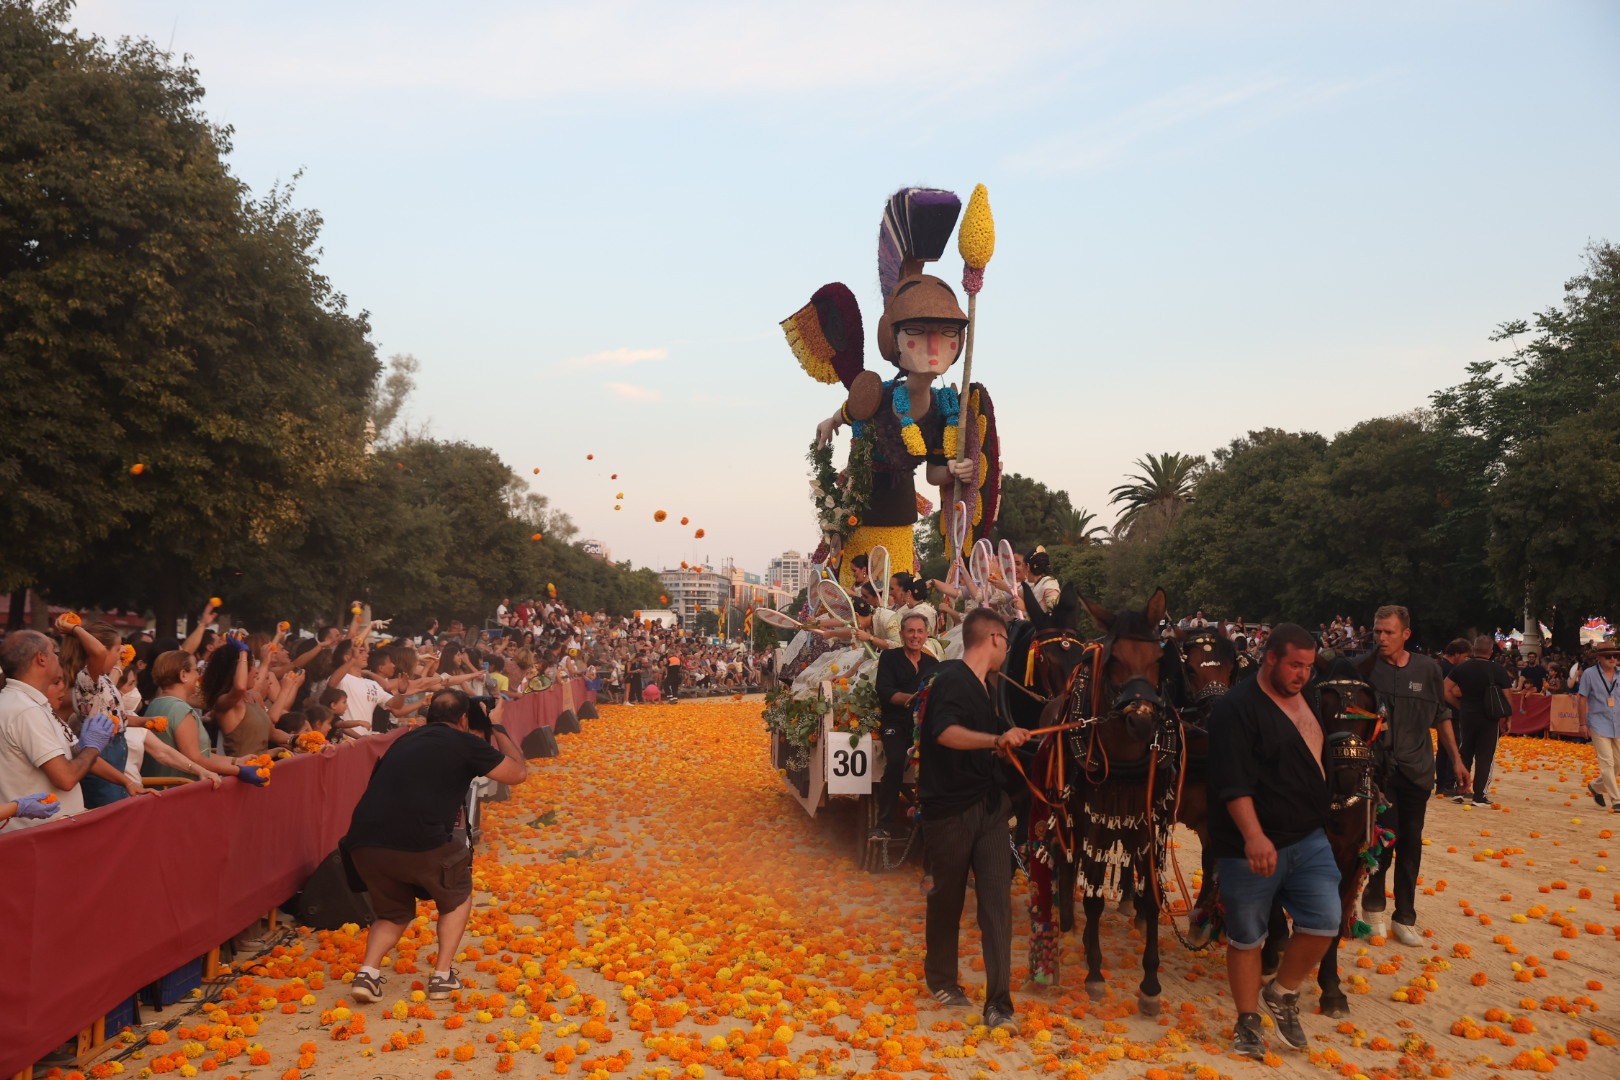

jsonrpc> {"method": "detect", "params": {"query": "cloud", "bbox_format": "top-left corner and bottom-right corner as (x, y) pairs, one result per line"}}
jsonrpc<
(1006, 74), (1287, 176)
(566, 347), (668, 369)
(606, 381), (661, 401)
(78, 0), (1099, 105)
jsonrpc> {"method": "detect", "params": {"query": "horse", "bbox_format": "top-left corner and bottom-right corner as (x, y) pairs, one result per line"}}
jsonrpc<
(1022, 588), (1180, 1014)
(1246, 656), (1386, 1016)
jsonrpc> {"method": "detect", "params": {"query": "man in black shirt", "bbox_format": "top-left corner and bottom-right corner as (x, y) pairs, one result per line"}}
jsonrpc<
(917, 607), (1029, 1033)
(1209, 623), (1339, 1057)
(1434, 639), (1472, 797)
(344, 690), (528, 1004)
(1445, 635), (1515, 807)
(1518, 654), (1548, 693)
(872, 612), (937, 838)
(1362, 604), (1468, 948)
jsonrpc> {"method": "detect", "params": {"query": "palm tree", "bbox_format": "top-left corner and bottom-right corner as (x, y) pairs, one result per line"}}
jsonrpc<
(1109, 452), (1203, 538)
(1055, 505), (1109, 545)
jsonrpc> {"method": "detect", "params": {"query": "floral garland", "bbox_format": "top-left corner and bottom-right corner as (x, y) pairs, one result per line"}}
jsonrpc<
(827, 669), (882, 745)
(893, 382), (961, 459)
(805, 424), (874, 540)
(762, 685), (830, 768)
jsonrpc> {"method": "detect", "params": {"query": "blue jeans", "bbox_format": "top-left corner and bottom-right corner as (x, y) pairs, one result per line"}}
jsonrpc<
(1218, 828), (1341, 949)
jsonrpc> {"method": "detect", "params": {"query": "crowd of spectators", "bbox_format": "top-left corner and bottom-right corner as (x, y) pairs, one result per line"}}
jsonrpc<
(0, 594), (773, 832)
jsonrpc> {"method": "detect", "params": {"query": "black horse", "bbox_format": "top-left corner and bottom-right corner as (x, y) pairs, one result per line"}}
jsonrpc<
(1023, 589), (1180, 1013)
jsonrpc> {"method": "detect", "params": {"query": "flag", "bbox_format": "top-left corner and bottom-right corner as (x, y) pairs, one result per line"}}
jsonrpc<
(744, 608), (754, 637)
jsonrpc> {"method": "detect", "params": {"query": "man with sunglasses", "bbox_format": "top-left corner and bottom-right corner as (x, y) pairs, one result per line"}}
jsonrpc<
(916, 607), (1029, 1034)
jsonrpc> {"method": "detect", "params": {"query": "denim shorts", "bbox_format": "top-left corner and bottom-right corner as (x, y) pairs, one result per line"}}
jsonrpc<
(1217, 828), (1342, 949)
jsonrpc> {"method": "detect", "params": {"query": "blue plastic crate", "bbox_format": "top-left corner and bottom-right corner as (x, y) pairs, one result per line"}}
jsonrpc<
(104, 994), (139, 1035)
(142, 956), (204, 1008)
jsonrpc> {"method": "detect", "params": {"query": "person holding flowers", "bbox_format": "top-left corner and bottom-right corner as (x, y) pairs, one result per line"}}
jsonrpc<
(0, 630), (119, 825)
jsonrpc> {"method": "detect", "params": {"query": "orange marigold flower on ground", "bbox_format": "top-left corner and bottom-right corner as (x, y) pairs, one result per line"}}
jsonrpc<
(149, 1031), (171, 1045)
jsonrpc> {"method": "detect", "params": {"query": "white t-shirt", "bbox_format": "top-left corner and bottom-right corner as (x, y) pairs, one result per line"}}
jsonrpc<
(0, 681), (85, 826)
(336, 673), (393, 734)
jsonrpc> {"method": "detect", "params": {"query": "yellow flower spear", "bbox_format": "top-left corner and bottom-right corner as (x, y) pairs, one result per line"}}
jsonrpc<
(952, 184), (995, 514)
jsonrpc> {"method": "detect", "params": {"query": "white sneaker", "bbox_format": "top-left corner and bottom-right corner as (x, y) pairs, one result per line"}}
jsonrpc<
(1392, 921), (1422, 947)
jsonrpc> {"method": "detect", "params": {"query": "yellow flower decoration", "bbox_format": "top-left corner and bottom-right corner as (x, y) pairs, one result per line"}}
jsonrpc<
(900, 423), (928, 457)
(958, 184), (996, 270)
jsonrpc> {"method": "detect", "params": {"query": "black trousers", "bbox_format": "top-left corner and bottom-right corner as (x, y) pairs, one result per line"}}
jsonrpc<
(1363, 772), (1429, 926)
(1434, 747), (1456, 794)
(922, 792), (1014, 1014)
(1458, 716), (1500, 802)
(875, 729), (911, 828)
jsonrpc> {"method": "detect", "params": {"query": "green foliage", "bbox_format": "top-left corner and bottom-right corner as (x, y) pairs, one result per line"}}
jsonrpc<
(0, 3), (664, 631)
(1108, 452), (1204, 540)
(761, 685), (829, 767)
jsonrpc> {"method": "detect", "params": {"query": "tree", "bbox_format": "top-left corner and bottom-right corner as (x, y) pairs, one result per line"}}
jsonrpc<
(1108, 452), (1203, 540)
(1486, 394), (1620, 650)
(1054, 505), (1108, 546)
(1432, 241), (1620, 639)
(0, 3), (378, 630)
(995, 473), (1079, 550)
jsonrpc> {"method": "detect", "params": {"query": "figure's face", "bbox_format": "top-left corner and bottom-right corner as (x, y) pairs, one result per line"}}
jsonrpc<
(1013, 554), (1027, 580)
(894, 320), (962, 375)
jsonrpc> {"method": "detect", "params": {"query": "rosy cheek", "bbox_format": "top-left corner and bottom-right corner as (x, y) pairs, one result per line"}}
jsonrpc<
(951, 341), (958, 350)
(906, 341), (915, 349)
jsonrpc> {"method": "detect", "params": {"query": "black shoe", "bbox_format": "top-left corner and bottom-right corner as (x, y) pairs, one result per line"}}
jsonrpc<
(1472, 797), (1492, 808)
(984, 1006), (1019, 1034)
(1261, 981), (1308, 1050)
(1589, 781), (1607, 808)
(1233, 1012), (1265, 1058)
(350, 970), (384, 1004)
(1452, 794), (1466, 805)
(930, 986), (971, 1007)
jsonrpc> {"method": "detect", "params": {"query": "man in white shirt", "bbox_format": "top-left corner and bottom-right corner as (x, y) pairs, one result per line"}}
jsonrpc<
(0, 631), (117, 827)
(330, 642), (406, 735)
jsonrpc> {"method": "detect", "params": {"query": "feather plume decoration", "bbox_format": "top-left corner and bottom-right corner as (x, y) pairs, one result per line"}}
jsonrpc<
(781, 282), (864, 387)
(877, 187), (961, 298)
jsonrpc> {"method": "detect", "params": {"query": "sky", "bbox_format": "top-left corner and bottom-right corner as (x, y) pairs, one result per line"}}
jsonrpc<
(72, 0), (1620, 577)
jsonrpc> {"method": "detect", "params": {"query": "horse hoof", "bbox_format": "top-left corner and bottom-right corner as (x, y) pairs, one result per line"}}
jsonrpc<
(1319, 996), (1350, 1019)
(1137, 993), (1162, 1016)
(1084, 980), (1107, 1001)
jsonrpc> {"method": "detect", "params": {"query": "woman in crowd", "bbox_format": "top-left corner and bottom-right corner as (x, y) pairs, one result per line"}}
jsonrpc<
(142, 650), (269, 784)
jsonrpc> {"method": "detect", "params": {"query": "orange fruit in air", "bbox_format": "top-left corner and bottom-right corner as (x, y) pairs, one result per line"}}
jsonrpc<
(531, 532), (543, 541)
(532, 467), (540, 474)
(611, 473), (618, 479)
(129, 463), (146, 475)
(694, 528), (705, 539)
(586, 453), (594, 460)
(680, 517), (689, 525)
(654, 510), (667, 522)
(208, 597), (223, 608)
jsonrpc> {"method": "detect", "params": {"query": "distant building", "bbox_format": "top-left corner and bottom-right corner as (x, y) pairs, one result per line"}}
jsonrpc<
(582, 538), (612, 561)
(659, 566), (729, 629)
(767, 550), (813, 598)
(728, 565), (792, 612)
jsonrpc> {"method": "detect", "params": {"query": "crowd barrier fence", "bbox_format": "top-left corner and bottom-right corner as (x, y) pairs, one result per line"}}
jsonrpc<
(0, 679), (591, 1079)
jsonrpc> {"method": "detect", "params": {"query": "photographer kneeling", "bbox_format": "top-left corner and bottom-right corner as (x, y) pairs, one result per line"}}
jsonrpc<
(343, 689), (527, 1004)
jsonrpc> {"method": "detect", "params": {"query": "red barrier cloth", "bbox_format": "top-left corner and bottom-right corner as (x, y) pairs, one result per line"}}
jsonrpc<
(1507, 690), (1552, 735)
(0, 730), (401, 1076)
(497, 680), (592, 745)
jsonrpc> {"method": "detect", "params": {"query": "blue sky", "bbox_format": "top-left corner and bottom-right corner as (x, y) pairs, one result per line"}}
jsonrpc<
(74, 1), (1620, 575)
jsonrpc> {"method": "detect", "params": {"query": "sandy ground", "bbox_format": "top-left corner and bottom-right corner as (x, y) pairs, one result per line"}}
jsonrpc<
(88, 701), (1617, 1080)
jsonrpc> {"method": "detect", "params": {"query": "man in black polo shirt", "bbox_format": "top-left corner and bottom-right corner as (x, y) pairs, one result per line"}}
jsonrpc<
(344, 690), (528, 1004)
(1209, 623), (1339, 1058)
(1361, 604), (1468, 947)
(917, 607), (1029, 1033)
(872, 612), (937, 838)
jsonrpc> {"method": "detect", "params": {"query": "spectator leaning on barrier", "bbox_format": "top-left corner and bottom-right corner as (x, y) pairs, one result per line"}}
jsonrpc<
(0, 630), (118, 826)
(342, 689), (529, 1005)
